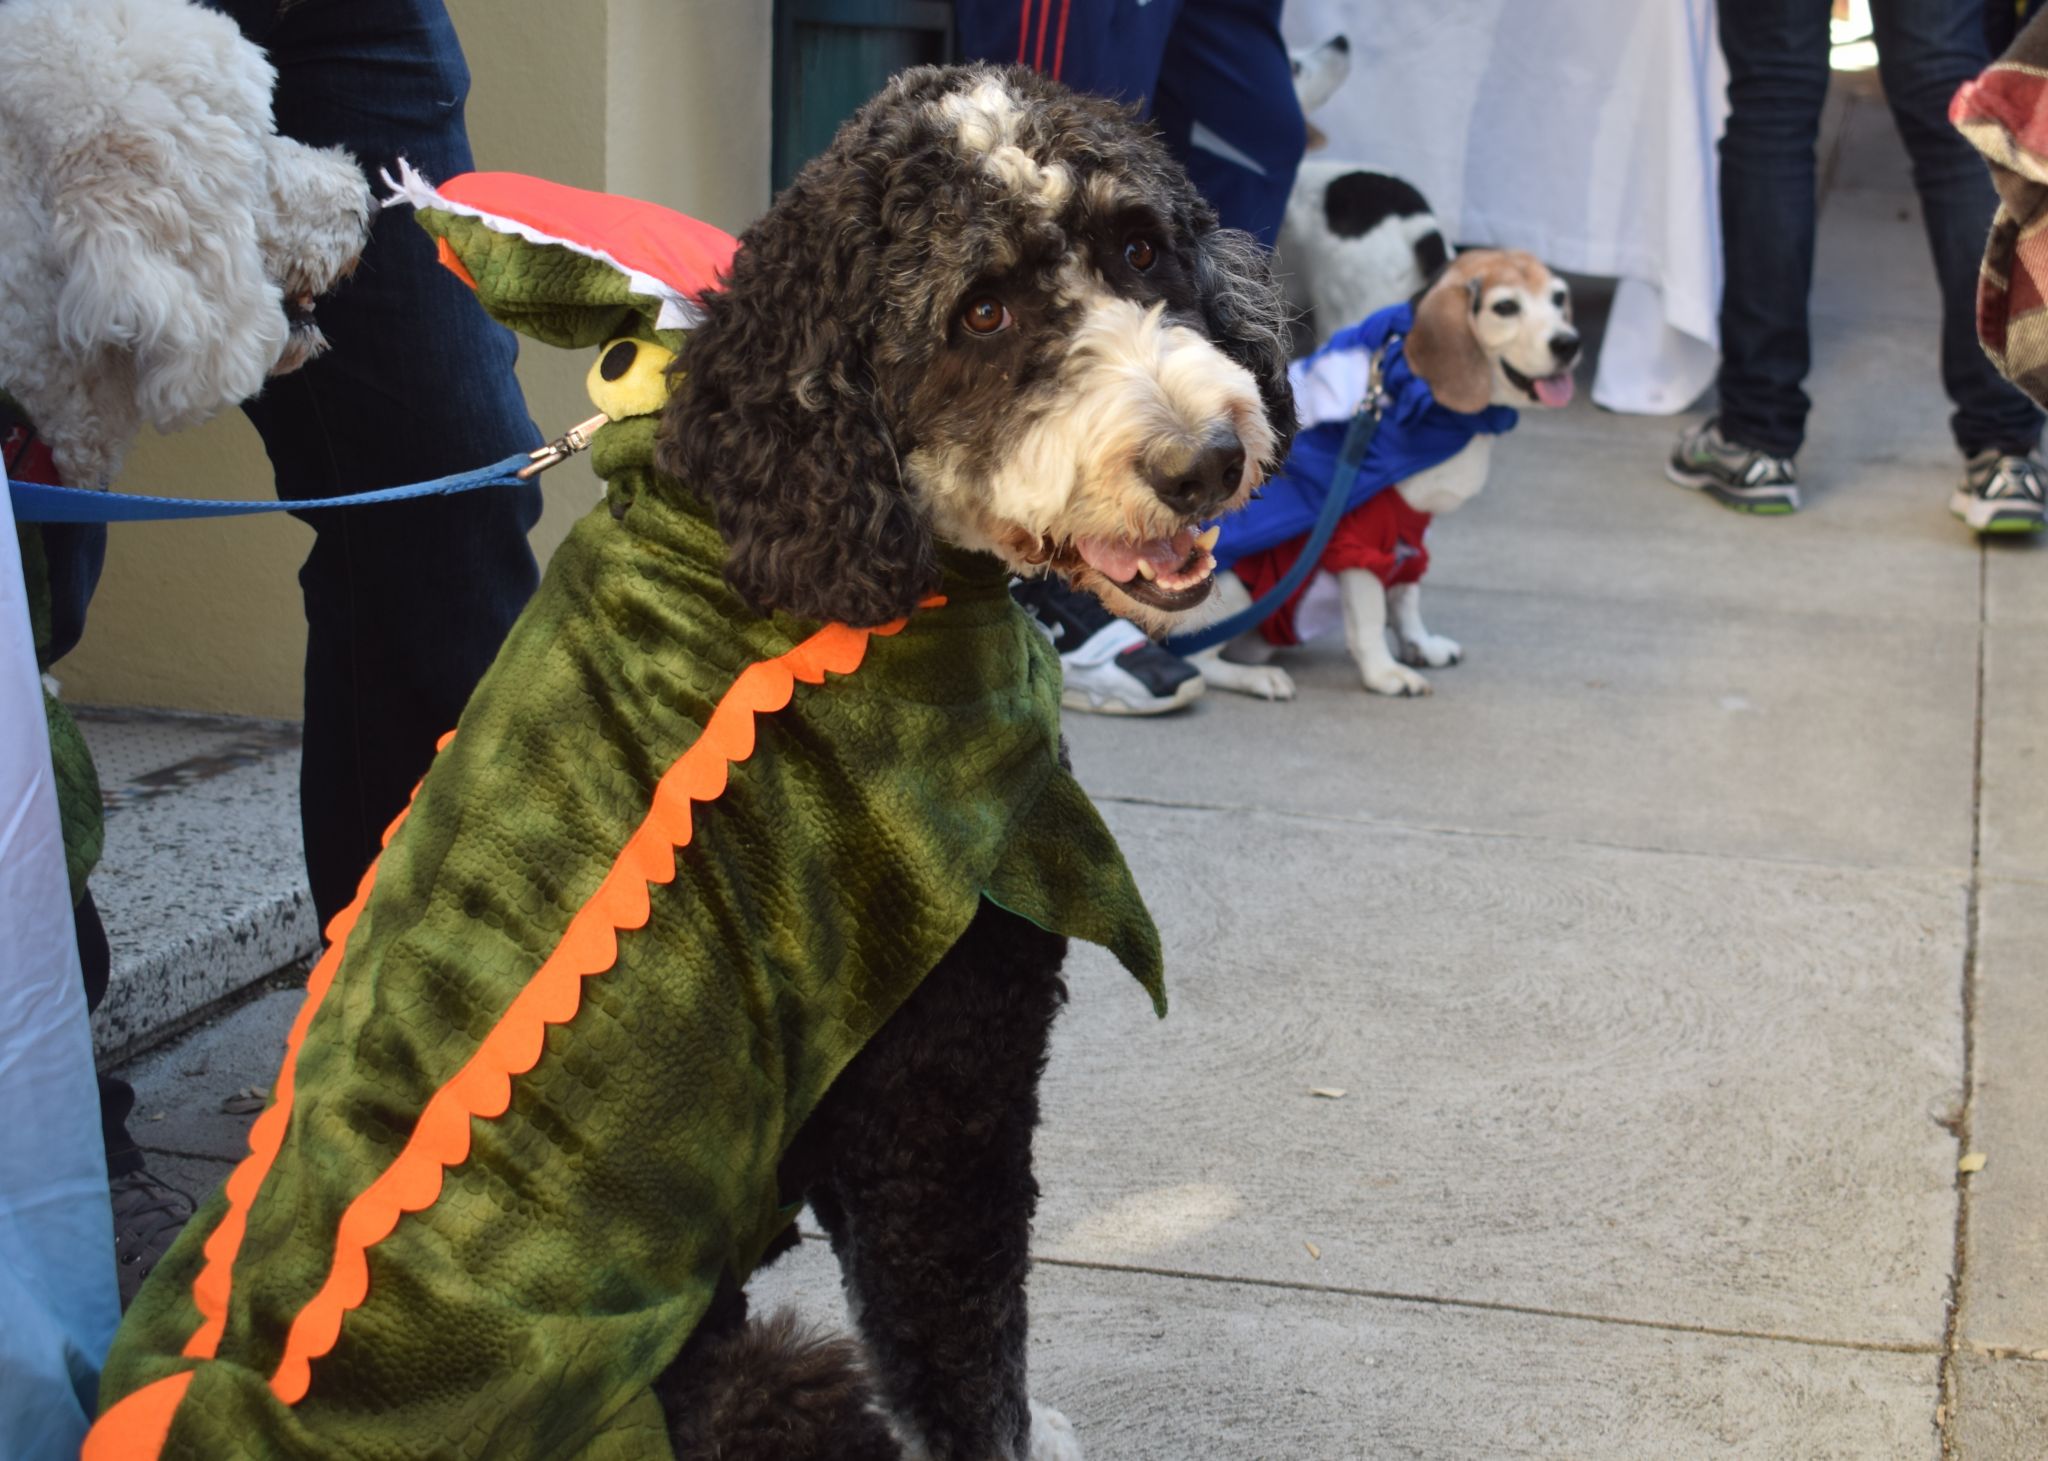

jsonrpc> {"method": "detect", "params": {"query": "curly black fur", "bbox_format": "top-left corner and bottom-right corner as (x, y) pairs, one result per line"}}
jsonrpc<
(655, 901), (1069, 1460)
(659, 62), (1295, 626)
(1195, 226), (1298, 453)
(660, 1309), (902, 1461)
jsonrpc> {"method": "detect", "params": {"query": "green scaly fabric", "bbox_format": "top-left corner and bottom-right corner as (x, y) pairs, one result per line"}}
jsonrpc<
(99, 406), (1163, 1456)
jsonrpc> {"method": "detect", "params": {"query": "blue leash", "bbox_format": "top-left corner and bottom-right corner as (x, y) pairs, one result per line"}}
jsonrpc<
(6, 411), (611, 524)
(7, 451), (537, 523)
(1165, 350), (1391, 656)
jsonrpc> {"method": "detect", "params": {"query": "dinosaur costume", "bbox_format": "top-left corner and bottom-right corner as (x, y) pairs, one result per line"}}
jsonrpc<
(88, 172), (1164, 1460)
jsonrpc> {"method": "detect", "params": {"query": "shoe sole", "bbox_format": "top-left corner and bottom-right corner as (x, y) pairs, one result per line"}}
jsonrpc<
(1060, 675), (1206, 715)
(1951, 489), (2046, 534)
(1665, 460), (1799, 514)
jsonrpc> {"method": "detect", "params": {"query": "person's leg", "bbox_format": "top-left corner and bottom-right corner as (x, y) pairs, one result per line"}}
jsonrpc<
(1986, 0), (2023, 58)
(1871, 0), (2045, 457)
(70, 892), (138, 1181)
(75, 887), (197, 1306)
(226, 0), (544, 925)
(1713, 0), (1834, 457)
(1150, 0), (1307, 247)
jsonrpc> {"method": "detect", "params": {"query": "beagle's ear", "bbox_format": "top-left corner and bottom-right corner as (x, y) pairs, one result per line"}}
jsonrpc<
(1404, 269), (1493, 414)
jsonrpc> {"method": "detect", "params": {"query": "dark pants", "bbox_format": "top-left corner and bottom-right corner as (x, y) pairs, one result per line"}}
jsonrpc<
(1716, 0), (2043, 457)
(206, 0), (544, 926)
(58, 0), (542, 1165)
(1986, 0), (2038, 55)
(954, 0), (1306, 247)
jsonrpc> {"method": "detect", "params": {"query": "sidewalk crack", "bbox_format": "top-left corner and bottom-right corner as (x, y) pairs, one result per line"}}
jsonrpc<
(1091, 791), (1971, 881)
(1937, 544), (1988, 1455)
(1032, 1254), (1942, 1359)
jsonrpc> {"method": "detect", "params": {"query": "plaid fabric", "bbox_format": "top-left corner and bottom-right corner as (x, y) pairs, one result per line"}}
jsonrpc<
(1953, 9), (2048, 405)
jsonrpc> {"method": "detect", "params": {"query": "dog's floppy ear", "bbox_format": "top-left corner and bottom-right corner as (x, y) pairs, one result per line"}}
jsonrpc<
(1403, 265), (1492, 413)
(1194, 227), (1298, 465)
(656, 175), (935, 627)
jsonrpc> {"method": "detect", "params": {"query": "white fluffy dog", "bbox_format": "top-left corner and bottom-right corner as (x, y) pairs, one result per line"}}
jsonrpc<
(0, 0), (372, 487)
(1277, 35), (1451, 347)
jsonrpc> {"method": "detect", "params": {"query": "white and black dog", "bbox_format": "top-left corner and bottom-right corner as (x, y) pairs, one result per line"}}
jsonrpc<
(1277, 33), (1451, 347)
(666, 64), (1298, 1460)
(674, 70), (1292, 636)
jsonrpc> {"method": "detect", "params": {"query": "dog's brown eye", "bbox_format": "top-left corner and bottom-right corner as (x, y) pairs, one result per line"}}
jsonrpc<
(1491, 298), (1521, 317)
(961, 296), (1010, 335)
(1124, 235), (1158, 272)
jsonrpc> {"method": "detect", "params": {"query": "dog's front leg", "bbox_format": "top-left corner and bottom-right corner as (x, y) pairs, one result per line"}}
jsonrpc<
(1339, 569), (1430, 695)
(1388, 582), (1461, 668)
(801, 902), (1076, 1461)
(1189, 573), (1297, 700)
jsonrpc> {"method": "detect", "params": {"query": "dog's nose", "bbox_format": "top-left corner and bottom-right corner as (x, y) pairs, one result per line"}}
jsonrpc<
(1550, 332), (1581, 366)
(1149, 437), (1245, 517)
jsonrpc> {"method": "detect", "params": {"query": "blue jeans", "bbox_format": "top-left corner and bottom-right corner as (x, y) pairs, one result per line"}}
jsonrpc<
(1716, 0), (2043, 457)
(205, 0), (544, 925)
(954, 0), (1306, 246)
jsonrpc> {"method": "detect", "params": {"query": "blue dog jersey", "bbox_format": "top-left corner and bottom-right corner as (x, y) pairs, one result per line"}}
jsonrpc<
(1212, 303), (1520, 571)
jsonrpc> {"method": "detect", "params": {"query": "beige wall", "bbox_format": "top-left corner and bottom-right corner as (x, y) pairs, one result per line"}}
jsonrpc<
(57, 0), (772, 718)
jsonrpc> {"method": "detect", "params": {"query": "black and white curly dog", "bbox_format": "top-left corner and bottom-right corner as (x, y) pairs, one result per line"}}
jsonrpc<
(649, 64), (1293, 1461)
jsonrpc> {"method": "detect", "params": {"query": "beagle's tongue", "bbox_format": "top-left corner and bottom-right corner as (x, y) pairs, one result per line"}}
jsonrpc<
(1533, 372), (1575, 407)
(1075, 526), (1217, 589)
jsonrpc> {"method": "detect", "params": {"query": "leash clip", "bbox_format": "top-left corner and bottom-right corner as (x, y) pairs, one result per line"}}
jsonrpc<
(1364, 338), (1395, 416)
(516, 412), (611, 479)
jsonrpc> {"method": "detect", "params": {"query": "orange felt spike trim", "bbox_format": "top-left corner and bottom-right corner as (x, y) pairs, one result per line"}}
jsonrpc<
(81, 1372), (194, 1460)
(434, 236), (478, 291)
(179, 754), (443, 1363)
(265, 604), (940, 1406)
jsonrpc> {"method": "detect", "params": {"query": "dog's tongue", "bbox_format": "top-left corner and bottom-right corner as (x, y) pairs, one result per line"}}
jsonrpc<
(1534, 372), (1575, 408)
(1075, 528), (1196, 582)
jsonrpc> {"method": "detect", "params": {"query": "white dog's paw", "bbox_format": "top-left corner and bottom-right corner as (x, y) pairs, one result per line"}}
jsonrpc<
(1237, 664), (1297, 701)
(1027, 1400), (1083, 1461)
(1364, 662), (1432, 697)
(1397, 633), (1461, 669)
(1199, 660), (1297, 701)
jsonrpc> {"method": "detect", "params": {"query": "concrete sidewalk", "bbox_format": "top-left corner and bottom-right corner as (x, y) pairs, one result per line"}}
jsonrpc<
(101, 76), (2045, 1457)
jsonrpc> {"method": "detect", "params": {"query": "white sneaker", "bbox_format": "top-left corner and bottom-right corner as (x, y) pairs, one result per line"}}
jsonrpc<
(1012, 578), (1205, 715)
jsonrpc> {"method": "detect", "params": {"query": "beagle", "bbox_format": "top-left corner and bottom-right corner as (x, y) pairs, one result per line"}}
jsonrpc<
(1193, 250), (1579, 699)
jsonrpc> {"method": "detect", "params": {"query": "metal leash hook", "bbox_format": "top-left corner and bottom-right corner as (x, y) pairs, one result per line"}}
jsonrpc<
(516, 412), (611, 478)
(1363, 338), (1393, 416)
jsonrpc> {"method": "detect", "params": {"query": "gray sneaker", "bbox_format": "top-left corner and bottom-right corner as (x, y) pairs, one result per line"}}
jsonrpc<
(1665, 418), (1800, 514)
(110, 1166), (194, 1308)
(1952, 450), (2047, 534)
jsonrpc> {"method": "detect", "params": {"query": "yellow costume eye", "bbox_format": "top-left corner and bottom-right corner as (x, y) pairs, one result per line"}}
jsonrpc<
(585, 336), (676, 419)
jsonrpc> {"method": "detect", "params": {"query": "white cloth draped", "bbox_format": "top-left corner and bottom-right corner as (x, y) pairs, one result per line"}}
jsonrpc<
(0, 484), (118, 1460)
(1281, 0), (1727, 414)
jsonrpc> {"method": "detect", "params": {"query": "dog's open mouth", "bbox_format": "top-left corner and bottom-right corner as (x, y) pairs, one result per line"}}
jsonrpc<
(1502, 361), (1575, 408)
(273, 292), (329, 376)
(1071, 525), (1221, 611)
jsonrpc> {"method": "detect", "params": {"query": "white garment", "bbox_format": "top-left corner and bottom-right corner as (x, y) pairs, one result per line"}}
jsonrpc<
(0, 485), (118, 1460)
(1282, 0), (1727, 414)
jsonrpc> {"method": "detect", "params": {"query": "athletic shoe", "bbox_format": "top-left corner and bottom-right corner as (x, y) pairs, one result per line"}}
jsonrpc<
(1665, 418), (1800, 514)
(1952, 449), (2048, 534)
(1011, 577), (1205, 715)
(111, 1166), (195, 1308)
